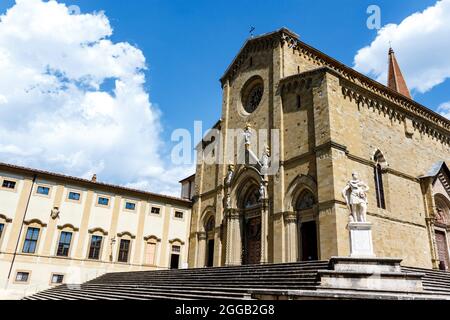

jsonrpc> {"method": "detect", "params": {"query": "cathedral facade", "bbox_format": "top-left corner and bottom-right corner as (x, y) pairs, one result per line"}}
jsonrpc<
(188, 28), (450, 270)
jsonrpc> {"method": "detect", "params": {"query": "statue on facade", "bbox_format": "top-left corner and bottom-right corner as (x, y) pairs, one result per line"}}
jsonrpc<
(342, 172), (369, 223)
(225, 164), (235, 186)
(259, 182), (267, 201)
(243, 123), (252, 148)
(260, 145), (270, 173)
(225, 193), (231, 209)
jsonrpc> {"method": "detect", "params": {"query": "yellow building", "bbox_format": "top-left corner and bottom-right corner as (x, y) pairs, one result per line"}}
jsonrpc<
(188, 28), (450, 270)
(0, 162), (191, 299)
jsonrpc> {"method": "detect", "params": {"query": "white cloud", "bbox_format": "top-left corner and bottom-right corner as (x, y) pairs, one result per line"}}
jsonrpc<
(0, 0), (192, 196)
(354, 0), (450, 94)
(438, 102), (450, 119)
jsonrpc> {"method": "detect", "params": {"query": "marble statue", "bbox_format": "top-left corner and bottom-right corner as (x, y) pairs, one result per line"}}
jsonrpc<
(244, 123), (252, 148)
(225, 193), (231, 209)
(342, 172), (369, 223)
(225, 164), (234, 186)
(259, 182), (267, 201)
(260, 145), (270, 172)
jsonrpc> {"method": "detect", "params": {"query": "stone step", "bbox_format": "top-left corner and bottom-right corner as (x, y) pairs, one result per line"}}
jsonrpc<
(46, 287), (247, 300)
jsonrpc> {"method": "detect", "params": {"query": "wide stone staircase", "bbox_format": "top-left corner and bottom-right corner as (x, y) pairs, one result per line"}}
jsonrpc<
(403, 266), (450, 296)
(24, 260), (330, 300)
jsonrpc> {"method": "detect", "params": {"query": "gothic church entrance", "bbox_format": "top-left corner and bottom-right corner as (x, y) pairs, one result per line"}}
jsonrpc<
(241, 186), (262, 265)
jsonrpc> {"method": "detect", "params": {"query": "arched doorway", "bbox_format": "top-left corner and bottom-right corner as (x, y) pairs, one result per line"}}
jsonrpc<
(434, 194), (450, 270)
(296, 190), (318, 261)
(240, 186), (262, 265)
(205, 216), (215, 267)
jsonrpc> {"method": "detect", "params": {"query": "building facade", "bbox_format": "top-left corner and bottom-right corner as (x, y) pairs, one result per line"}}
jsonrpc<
(0, 162), (191, 299)
(188, 28), (450, 270)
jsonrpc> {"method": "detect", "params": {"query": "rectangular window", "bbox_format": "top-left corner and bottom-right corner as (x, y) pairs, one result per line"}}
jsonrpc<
(15, 272), (29, 283)
(172, 245), (181, 253)
(51, 274), (64, 284)
(2, 180), (16, 189)
(88, 235), (102, 260)
(98, 197), (109, 206)
(56, 231), (73, 257)
(68, 192), (81, 201)
(175, 211), (184, 219)
(36, 186), (50, 196)
(151, 207), (160, 215)
(22, 227), (40, 254)
(125, 202), (136, 211)
(118, 239), (131, 263)
(0, 223), (4, 239)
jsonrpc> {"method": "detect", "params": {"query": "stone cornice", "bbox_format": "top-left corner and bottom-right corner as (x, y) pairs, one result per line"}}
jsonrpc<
(341, 83), (450, 145)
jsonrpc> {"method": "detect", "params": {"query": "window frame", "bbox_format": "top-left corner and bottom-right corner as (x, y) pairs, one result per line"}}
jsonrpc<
(95, 195), (111, 208)
(87, 234), (104, 260)
(1, 177), (18, 192)
(14, 270), (31, 284)
(22, 226), (41, 254)
(117, 238), (131, 263)
(174, 210), (184, 220)
(34, 184), (52, 198)
(124, 200), (137, 212)
(66, 189), (82, 203)
(56, 230), (73, 258)
(150, 206), (162, 216)
(50, 273), (65, 286)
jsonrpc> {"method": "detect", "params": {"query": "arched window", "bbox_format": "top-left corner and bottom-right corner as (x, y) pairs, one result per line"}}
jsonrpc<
(374, 150), (386, 209)
(295, 190), (315, 211)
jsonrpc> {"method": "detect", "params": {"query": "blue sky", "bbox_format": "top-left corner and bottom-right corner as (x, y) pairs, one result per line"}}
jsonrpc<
(1, 0), (444, 135)
(0, 0), (448, 195)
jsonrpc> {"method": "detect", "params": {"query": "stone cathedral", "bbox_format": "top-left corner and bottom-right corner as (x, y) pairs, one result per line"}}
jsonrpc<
(187, 28), (450, 270)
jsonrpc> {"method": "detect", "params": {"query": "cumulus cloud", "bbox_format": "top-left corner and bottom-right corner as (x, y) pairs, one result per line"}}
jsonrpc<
(354, 0), (450, 94)
(0, 0), (192, 196)
(438, 102), (450, 119)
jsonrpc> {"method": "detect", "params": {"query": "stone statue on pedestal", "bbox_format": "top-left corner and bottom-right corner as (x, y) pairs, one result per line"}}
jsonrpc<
(225, 164), (234, 187)
(342, 172), (369, 223)
(243, 123), (252, 149)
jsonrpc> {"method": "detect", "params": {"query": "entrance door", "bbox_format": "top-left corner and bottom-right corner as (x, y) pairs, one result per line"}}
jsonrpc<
(435, 231), (449, 270)
(244, 216), (261, 265)
(170, 254), (180, 269)
(206, 239), (214, 267)
(301, 221), (318, 261)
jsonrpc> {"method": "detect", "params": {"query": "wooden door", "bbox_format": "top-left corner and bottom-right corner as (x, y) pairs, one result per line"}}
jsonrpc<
(436, 231), (449, 270)
(244, 216), (261, 265)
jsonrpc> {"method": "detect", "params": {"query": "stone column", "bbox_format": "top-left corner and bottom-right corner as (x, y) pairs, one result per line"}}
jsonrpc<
(260, 199), (270, 264)
(283, 211), (298, 262)
(225, 209), (240, 266)
(197, 232), (207, 268)
(421, 177), (440, 269)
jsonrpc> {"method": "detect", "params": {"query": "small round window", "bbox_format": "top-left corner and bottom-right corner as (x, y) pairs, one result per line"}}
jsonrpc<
(241, 76), (264, 114)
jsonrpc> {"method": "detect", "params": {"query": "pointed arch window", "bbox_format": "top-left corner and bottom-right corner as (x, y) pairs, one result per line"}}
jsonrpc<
(374, 151), (386, 209)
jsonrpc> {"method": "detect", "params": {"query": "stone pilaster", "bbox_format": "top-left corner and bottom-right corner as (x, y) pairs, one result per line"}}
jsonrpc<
(225, 209), (241, 266)
(260, 199), (270, 264)
(197, 232), (207, 267)
(283, 211), (298, 262)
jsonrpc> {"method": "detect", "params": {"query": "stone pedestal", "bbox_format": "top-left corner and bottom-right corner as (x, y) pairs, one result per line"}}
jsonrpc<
(317, 257), (425, 293)
(349, 222), (374, 257)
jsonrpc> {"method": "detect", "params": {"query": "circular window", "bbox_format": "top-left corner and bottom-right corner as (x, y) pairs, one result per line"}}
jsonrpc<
(241, 76), (264, 114)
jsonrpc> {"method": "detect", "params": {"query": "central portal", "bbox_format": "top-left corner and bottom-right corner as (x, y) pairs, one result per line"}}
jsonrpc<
(243, 215), (261, 265)
(240, 185), (262, 265)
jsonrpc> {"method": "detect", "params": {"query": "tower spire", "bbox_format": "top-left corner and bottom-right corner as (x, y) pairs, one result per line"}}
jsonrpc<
(387, 47), (411, 99)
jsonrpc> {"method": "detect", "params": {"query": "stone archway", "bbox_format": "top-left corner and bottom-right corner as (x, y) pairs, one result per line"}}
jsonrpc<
(434, 194), (450, 270)
(295, 190), (318, 261)
(239, 185), (262, 265)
